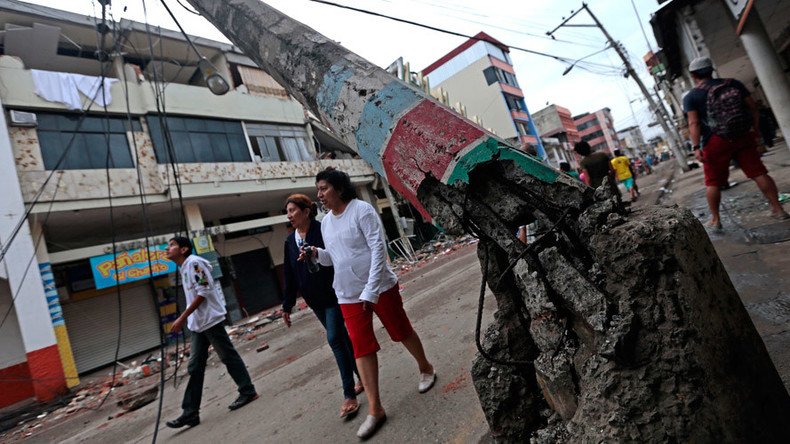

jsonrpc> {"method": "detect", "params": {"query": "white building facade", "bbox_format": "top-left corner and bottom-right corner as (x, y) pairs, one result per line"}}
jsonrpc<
(0, 2), (376, 408)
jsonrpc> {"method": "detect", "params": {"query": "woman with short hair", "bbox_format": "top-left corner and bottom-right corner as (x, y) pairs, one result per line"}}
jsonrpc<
(282, 193), (363, 418)
(304, 168), (436, 439)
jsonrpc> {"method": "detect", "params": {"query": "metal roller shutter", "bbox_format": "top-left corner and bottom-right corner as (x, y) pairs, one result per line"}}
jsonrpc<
(62, 284), (161, 374)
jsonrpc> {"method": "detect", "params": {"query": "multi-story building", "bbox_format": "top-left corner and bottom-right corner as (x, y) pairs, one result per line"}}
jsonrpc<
(0, 3), (379, 408)
(421, 32), (544, 156)
(573, 108), (622, 154)
(532, 104), (581, 167)
(616, 125), (647, 158)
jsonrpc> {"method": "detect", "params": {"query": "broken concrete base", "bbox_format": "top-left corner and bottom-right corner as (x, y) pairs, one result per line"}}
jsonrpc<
(422, 160), (790, 442)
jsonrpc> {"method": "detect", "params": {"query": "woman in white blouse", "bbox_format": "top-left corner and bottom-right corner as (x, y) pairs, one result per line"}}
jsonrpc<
(303, 168), (436, 440)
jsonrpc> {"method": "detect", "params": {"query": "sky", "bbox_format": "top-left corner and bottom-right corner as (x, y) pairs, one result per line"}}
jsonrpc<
(23, 0), (669, 140)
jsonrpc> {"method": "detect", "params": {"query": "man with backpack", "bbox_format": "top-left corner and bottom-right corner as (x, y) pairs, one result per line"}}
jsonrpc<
(683, 56), (788, 228)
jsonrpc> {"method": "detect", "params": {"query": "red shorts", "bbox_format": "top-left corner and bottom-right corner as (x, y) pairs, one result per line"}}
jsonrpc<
(339, 284), (415, 358)
(702, 133), (768, 187)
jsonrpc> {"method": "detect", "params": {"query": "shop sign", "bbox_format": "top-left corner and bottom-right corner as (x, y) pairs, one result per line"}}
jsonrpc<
(90, 244), (176, 289)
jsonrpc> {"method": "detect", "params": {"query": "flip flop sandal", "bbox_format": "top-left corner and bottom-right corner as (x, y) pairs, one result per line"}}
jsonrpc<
(354, 382), (365, 395)
(340, 400), (360, 419)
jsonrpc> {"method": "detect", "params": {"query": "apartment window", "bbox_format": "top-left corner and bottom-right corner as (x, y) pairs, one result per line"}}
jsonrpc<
(245, 123), (313, 162)
(581, 130), (605, 142)
(146, 115), (250, 163)
(504, 94), (527, 112)
(483, 66), (520, 88)
(37, 113), (138, 170)
(576, 119), (599, 131)
(483, 66), (498, 85)
(515, 121), (531, 136)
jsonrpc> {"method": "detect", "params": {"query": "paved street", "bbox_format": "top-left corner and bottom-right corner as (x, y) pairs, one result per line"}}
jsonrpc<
(5, 146), (789, 443)
(16, 244), (494, 443)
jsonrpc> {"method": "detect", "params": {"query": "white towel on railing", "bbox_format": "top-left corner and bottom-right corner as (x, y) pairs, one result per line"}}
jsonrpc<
(31, 70), (118, 110)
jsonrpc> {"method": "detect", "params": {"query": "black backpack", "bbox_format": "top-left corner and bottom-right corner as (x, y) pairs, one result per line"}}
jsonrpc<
(704, 80), (752, 140)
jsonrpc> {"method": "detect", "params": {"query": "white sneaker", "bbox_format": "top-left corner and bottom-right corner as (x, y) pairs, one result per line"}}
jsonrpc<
(418, 371), (436, 393)
(356, 414), (386, 439)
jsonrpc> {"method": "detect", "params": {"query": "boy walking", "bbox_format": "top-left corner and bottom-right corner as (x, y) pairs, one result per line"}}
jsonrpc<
(165, 236), (258, 428)
(610, 149), (638, 201)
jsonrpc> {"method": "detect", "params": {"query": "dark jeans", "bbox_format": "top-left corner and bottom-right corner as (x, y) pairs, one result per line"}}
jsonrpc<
(182, 322), (256, 416)
(313, 305), (359, 399)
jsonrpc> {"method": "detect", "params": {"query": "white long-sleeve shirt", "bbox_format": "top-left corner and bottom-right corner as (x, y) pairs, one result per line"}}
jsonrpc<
(316, 199), (398, 304)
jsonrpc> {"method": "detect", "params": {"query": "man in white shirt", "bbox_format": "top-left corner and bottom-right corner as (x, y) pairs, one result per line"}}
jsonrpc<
(164, 236), (257, 429)
(306, 168), (436, 439)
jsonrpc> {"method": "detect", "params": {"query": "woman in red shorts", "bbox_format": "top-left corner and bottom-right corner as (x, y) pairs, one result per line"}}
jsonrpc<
(303, 168), (436, 440)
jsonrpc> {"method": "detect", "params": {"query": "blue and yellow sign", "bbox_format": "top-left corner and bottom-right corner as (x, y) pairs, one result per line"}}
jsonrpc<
(90, 244), (176, 289)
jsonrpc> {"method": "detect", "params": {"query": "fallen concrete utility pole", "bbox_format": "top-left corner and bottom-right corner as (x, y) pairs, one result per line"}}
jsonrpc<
(188, 1), (789, 441)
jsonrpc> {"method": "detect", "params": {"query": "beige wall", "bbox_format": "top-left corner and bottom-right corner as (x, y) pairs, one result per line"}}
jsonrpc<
(429, 57), (516, 138)
(215, 223), (289, 266)
(0, 57), (305, 124)
(2, 55), (374, 209)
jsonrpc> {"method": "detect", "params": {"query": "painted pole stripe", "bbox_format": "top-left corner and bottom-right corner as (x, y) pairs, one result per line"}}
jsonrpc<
(316, 64), (354, 118)
(38, 262), (79, 387)
(354, 81), (422, 176)
(382, 100), (485, 219)
(445, 138), (560, 186)
(440, 135), (491, 184)
(39, 263), (64, 327)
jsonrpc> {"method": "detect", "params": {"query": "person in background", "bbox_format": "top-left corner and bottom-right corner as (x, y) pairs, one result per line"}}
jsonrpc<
(611, 149), (638, 202)
(559, 161), (580, 181)
(305, 168), (436, 440)
(282, 194), (363, 419)
(683, 56), (788, 227)
(165, 236), (258, 429)
(757, 100), (778, 149)
(574, 141), (618, 198)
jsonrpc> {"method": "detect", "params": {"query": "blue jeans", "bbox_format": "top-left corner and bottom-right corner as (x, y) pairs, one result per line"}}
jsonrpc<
(182, 322), (256, 416)
(313, 305), (359, 399)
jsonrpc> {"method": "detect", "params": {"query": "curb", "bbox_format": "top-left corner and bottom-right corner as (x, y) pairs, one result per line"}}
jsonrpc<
(654, 164), (679, 206)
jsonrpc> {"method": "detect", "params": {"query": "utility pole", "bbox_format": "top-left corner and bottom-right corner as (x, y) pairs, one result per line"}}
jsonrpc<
(548, 3), (690, 171)
(186, 1), (790, 441)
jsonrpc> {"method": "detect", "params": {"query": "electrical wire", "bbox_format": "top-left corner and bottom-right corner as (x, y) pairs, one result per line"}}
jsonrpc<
(0, 107), (102, 264)
(305, 0), (598, 66)
(369, 0), (604, 49)
(108, 12), (186, 391)
(0, 174), (64, 332)
(0, 59), (116, 332)
(141, 1), (192, 440)
(176, 0), (200, 15)
(89, 0), (126, 411)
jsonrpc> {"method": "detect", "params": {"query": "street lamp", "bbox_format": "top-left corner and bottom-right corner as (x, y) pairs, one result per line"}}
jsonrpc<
(161, 0), (231, 96)
(198, 57), (230, 95)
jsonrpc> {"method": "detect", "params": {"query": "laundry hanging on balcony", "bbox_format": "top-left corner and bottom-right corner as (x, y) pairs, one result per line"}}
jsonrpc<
(31, 70), (119, 110)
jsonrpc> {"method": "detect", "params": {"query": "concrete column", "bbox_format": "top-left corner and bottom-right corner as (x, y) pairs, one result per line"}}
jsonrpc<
(186, 0), (562, 223)
(739, 9), (790, 147)
(184, 203), (204, 232)
(0, 99), (66, 403)
(30, 221), (79, 388)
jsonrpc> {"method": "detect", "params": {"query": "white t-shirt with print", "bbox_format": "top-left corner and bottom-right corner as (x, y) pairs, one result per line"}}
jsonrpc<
(181, 254), (226, 332)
